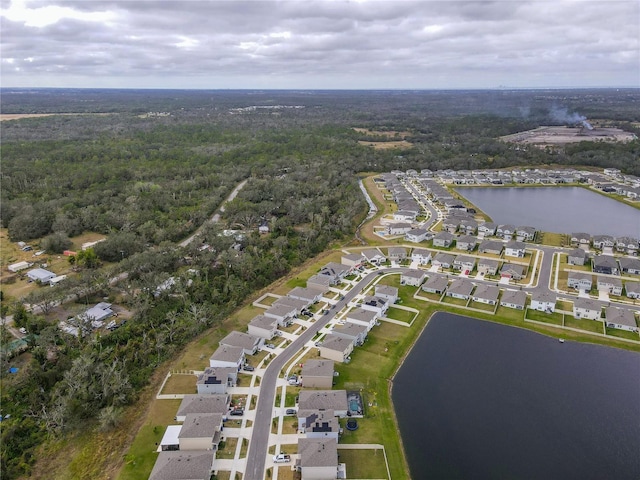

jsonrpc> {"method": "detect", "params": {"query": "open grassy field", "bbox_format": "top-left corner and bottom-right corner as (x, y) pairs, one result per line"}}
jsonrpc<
(605, 327), (640, 341)
(526, 309), (564, 325)
(358, 140), (413, 150)
(565, 316), (604, 334)
(338, 448), (389, 479)
(160, 373), (197, 395)
(385, 307), (417, 324)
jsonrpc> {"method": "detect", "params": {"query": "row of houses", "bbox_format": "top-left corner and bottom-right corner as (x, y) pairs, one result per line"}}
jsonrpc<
(570, 233), (640, 256)
(566, 271), (640, 299)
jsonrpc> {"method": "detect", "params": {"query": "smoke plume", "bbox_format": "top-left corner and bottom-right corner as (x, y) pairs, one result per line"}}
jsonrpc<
(550, 105), (593, 129)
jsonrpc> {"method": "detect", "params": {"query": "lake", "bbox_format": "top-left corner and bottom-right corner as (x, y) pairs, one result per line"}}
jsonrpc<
(455, 186), (640, 237)
(392, 313), (640, 480)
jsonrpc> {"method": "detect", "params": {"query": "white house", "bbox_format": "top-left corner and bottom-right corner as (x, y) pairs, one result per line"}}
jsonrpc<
(27, 268), (56, 284)
(288, 287), (325, 304)
(573, 298), (603, 321)
(361, 249), (386, 265)
(264, 304), (298, 325)
(297, 438), (341, 480)
(567, 272), (593, 291)
(472, 284), (499, 305)
(219, 331), (263, 355)
(298, 409), (340, 440)
(8, 261), (31, 273)
(446, 278), (474, 300)
(597, 277), (623, 296)
(411, 248), (432, 265)
(318, 334), (354, 363)
(530, 291), (556, 313)
(387, 223), (413, 235)
(504, 241), (526, 258)
(405, 228), (429, 243)
(298, 390), (348, 418)
(346, 308), (379, 331)
(331, 322), (368, 347)
(196, 367), (237, 394)
(604, 307), (638, 333)
(626, 282), (640, 299)
(209, 345), (245, 369)
(401, 269), (427, 286)
(374, 285), (398, 303)
(79, 302), (115, 328)
(359, 296), (389, 317)
(341, 253), (364, 268)
(175, 394), (230, 422)
(500, 289), (527, 310)
(422, 275), (448, 294)
(178, 413), (224, 451)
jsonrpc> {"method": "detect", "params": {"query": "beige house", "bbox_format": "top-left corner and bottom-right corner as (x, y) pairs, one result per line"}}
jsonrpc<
(179, 413), (223, 451)
(219, 331), (263, 355)
(297, 438), (343, 480)
(248, 315), (278, 339)
(209, 345), (245, 369)
(149, 451), (214, 480)
(298, 390), (348, 417)
(176, 394), (230, 422)
(318, 334), (354, 363)
(301, 360), (335, 389)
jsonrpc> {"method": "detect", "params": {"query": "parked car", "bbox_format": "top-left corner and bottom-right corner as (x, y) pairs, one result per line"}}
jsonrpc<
(285, 408), (297, 415)
(273, 453), (291, 463)
(243, 365), (255, 372)
(229, 408), (244, 416)
(266, 343), (275, 349)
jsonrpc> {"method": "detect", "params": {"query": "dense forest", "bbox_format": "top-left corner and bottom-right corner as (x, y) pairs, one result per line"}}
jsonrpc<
(1, 88), (639, 478)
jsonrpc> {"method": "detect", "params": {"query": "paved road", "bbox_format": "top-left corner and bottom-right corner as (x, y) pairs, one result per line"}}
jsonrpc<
(401, 177), (440, 231)
(244, 268), (406, 480)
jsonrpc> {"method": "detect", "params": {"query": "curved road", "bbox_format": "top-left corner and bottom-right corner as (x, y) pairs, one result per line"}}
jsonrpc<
(244, 268), (407, 480)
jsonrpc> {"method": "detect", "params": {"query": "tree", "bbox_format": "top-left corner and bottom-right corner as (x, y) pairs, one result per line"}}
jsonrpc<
(76, 248), (99, 269)
(40, 233), (72, 254)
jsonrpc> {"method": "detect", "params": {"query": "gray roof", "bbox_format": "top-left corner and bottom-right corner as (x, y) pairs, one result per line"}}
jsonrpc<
(288, 286), (324, 301)
(568, 248), (587, 259)
(361, 248), (385, 260)
(593, 255), (617, 268)
(411, 248), (431, 257)
(249, 315), (278, 330)
(307, 274), (333, 287)
(402, 269), (427, 280)
(179, 413), (223, 439)
(457, 235), (477, 245)
(209, 345), (244, 364)
(434, 231), (454, 241)
(626, 282), (640, 294)
(274, 296), (309, 311)
(347, 308), (378, 323)
(605, 307), (637, 328)
(320, 335), (352, 354)
(501, 263), (524, 276)
(265, 303), (297, 318)
(447, 278), (474, 296)
(302, 359), (335, 378)
(332, 322), (368, 339)
(571, 232), (591, 241)
(619, 257), (640, 270)
(433, 252), (456, 265)
(298, 438), (338, 468)
(597, 276), (622, 287)
(220, 331), (260, 350)
(197, 367), (236, 385)
(505, 240), (526, 250)
(149, 451), (214, 480)
(472, 284), (499, 302)
(342, 253), (363, 263)
(455, 255), (476, 266)
(422, 275), (449, 291)
(568, 271), (592, 281)
(300, 410), (339, 433)
(574, 297), (603, 312)
(375, 285), (398, 297)
(320, 262), (351, 277)
(478, 258), (499, 268)
(298, 390), (348, 412)
(176, 394), (230, 418)
(387, 247), (407, 256)
(500, 289), (527, 306)
(479, 240), (504, 252)
(532, 291), (556, 303)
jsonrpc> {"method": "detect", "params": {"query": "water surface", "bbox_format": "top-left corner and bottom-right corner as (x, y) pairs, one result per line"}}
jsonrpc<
(456, 186), (640, 237)
(392, 313), (640, 479)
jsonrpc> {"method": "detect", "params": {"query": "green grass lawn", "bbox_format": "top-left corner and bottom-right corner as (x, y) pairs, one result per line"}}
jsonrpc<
(526, 309), (564, 325)
(216, 437), (239, 459)
(417, 291), (444, 302)
(160, 373), (196, 395)
(384, 307), (416, 324)
(605, 327), (640, 341)
(564, 316), (604, 334)
(494, 306), (525, 323)
(338, 448), (388, 479)
(442, 296), (469, 307)
(468, 301), (497, 312)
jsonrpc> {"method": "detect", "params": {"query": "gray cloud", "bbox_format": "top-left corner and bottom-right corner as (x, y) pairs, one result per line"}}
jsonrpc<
(1, 0), (638, 89)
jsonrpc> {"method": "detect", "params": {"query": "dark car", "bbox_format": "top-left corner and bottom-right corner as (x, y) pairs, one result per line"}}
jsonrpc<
(285, 408), (297, 415)
(243, 365), (255, 372)
(229, 409), (244, 416)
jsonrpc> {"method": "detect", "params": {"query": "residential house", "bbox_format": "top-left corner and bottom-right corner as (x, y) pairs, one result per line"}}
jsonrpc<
(567, 249), (587, 266)
(176, 394), (230, 422)
(592, 255), (619, 275)
(405, 228), (429, 243)
(626, 282), (640, 299)
(179, 413), (224, 451)
(516, 226), (536, 242)
(219, 331), (262, 355)
(453, 255), (476, 273)
(496, 224), (516, 238)
(442, 218), (460, 234)
(619, 257), (640, 275)
(500, 289), (527, 310)
(318, 262), (351, 283)
(401, 269), (427, 286)
(478, 222), (497, 236)
(478, 240), (504, 255)
(264, 304), (297, 325)
(472, 284), (500, 305)
(298, 409), (340, 440)
(301, 360), (335, 388)
(422, 275), (448, 294)
(387, 247), (408, 263)
(297, 390), (348, 417)
(209, 345), (245, 370)
(7, 261), (31, 273)
(297, 438), (341, 480)
(288, 287), (325, 304)
(27, 268), (56, 284)
(455, 235), (477, 251)
(573, 298), (603, 321)
(567, 272), (593, 291)
(347, 306), (381, 330)
(393, 210), (417, 222)
(432, 252), (455, 269)
(446, 278), (474, 300)
(570, 232), (591, 247)
(387, 223), (413, 235)
(331, 322), (368, 347)
(274, 296), (310, 315)
(78, 302), (115, 328)
(197, 367), (237, 394)
(530, 291), (556, 312)
(411, 248), (432, 265)
(592, 235), (615, 250)
(459, 219), (478, 235)
(597, 277), (623, 296)
(604, 307), (638, 333)
(615, 237), (639, 255)
(433, 232), (454, 248)
(500, 263), (525, 280)
(149, 451), (214, 480)
(361, 249), (386, 265)
(374, 285), (398, 303)
(504, 241), (526, 258)
(318, 334), (354, 363)
(341, 253), (364, 268)
(307, 274), (333, 291)
(477, 259), (500, 276)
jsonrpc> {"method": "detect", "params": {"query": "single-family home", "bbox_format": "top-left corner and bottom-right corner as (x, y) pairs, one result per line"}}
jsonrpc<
(504, 241), (526, 258)
(341, 253), (364, 268)
(455, 235), (477, 251)
(619, 257), (640, 275)
(460, 219), (478, 235)
(288, 287), (325, 304)
(597, 277), (623, 296)
(248, 315), (278, 339)
(7, 261), (31, 273)
(27, 268), (56, 284)
(500, 289), (527, 310)
(197, 367), (237, 394)
(149, 451), (215, 480)
(274, 296), (310, 315)
(411, 248), (432, 265)
(433, 232), (454, 248)
(209, 345), (245, 370)
(387, 247), (408, 262)
(432, 252), (456, 269)
(219, 331), (262, 355)
(567, 271), (593, 291)
(592, 255), (619, 275)
(318, 334), (354, 363)
(478, 240), (504, 255)
(78, 302), (115, 328)
(331, 322), (368, 347)
(477, 258), (500, 276)
(500, 263), (525, 280)
(573, 298), (603, 321)
(592, 235), (615, 250)
(453, 255), (476, 273)
(604, 307), (638, 333)
(496, 224), (516, 238)
(297, 438), (341, 480)
(446, 278), (474, 300)
(175, 394), (230, 422)
(387, 223), (413, 235)
(516, 226), (536, 242)
(570, 232), (591, 247)
(318, 262), (351, 283)
(374, 285), (398, 303)
(264, 304), (297, 325)
(401, 269), (427, 286)
(472, 284), (500, 305)
(442, 218), (460, 234)
(301, 360), (335, 389)
(347, 307), (380, 330)
(478, 222), (497, 236)
(626, 281), (640, 299)
(530, 291), (556, 312)
(298, 409), (340, 440)
(307, 274), (333, 290)
(361, 249), (386, 265)
(178, 413), (224, 451)
(394, 210), (418, 222)
(298, 390), (348, 418)
(567, 249), (587, 266)
(405, 228), (429, 243)
(615, 237), (639, 255)
(422, 275), (448, 294)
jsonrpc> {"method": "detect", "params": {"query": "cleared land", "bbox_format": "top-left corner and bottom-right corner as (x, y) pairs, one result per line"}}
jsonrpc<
(354, 128), (413, 150)
(501, 126), (636, 147)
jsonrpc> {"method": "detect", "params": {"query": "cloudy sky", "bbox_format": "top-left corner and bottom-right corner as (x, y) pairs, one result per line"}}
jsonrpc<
(1, 0), (638, 89)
